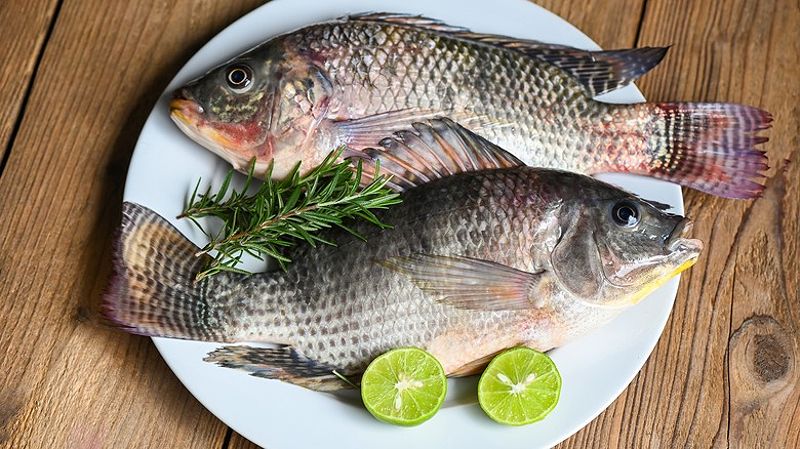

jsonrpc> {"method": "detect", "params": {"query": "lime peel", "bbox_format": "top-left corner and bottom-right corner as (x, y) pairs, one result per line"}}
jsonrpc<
(360, 347), (447, 426)
(478, 347), (562, 426)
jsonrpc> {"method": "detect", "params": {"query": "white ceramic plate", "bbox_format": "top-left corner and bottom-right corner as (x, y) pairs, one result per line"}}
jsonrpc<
(124, 1), (683, 448)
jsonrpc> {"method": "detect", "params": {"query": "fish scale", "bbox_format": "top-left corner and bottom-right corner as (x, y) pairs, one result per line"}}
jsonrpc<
(202, 168), (602, 373)
(172, 13), (770, 198)
(117, 99), (706, 391)
(291, 20), (582, 140)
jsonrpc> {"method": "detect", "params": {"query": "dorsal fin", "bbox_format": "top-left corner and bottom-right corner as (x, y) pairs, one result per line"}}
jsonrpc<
(347, 13), (669, 96)
(520, 45), (668, 97)
(354, 118), (523, 191)
(347, 12), (471, 33)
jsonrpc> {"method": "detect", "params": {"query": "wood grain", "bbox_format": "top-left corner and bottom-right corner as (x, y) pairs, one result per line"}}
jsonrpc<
(536, 0), (647, 48)
(0, 1), (266, 448)
(0, 1), (797, 449)
(555, 0), (800, 448)
(229, 433), (262, 449)
(0, 0), (60, 166)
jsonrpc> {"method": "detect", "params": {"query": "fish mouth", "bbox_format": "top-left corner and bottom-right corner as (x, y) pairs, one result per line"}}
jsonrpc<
(169, 88), (204, 126)
(592, 218), (703, 299)
(665, 218), (704, 257)
(169, 99), (202, 126)
(589, 218), (704, 308)
(168, 91), (248, 169)
(618, 220), (703, 306)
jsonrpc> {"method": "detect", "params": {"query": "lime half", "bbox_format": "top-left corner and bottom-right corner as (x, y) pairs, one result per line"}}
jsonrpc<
(478, 347), (561, 425)
(361, 347), (447, 426)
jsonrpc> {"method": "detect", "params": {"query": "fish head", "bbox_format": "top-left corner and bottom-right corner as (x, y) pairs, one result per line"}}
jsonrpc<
(170, 42), (333, 178)
(550, 180), (703, 308)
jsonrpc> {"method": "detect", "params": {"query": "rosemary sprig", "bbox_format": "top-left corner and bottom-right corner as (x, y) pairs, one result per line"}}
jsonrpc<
(180, 148), (401, 281)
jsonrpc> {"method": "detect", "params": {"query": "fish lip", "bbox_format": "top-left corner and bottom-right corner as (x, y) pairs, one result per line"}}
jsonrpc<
(170, 96), (203, 119)
(168, 97), (204, 140)
(168, 90), (223, 148)
(169, 88), (203, 121)
(666, 218), (703, 255)
(166, 88), (274, 179)
(168, 96), (267, 176)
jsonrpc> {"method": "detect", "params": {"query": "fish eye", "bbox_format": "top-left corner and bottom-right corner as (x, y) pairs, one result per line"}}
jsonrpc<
(226, 64), (252, 91)
(611, 201), (640, 227)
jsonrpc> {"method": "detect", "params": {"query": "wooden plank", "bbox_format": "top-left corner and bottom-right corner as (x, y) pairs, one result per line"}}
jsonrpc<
(229, 433), (262, 449)
(536, 0), (646, 49)
(0, 1), (267, 448)
(1, 1), (794, 449)
(0, 0), (60, 167)
(556, 0), (800, 448)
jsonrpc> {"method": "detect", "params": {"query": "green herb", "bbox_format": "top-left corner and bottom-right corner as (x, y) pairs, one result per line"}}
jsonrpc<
(180, 148), (401, 281)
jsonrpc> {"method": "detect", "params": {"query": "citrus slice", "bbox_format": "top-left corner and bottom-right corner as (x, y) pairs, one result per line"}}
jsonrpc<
(360, 347), (447, 426)
(478, 347), (561, 425)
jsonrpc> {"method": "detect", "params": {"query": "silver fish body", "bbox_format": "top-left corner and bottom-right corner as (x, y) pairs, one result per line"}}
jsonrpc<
(105, 122), (702, 390)
(212, 169), (616, 374)
(171, 13), (770, 198)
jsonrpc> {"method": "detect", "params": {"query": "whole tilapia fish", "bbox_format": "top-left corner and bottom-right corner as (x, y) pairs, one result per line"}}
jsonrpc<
(170, 13), (770, 199)
(104, 120), (702, 391)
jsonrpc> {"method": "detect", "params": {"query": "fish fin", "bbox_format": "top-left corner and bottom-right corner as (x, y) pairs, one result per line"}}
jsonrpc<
(334, 109), (444, 149)
(634, 195), (674, 211)
(380, 254), (544, 311)
(627, 103), (772, 199)
(101, 202), (236, 341)
(204, 345), (354, 392)
(517, 46), (669, 96)
(347, 12), (471, 32)
(333, 109), (498, 150)
(355, 118), (523, 191)
(347, 13), (668, 96)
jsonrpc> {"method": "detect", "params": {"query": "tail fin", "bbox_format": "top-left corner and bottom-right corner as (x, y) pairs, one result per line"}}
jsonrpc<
(634, 103), (772, 199)
(102, 202), (233, 341)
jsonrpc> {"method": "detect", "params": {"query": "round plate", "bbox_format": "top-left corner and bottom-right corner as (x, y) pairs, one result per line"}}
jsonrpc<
(124, 1), (683, 447)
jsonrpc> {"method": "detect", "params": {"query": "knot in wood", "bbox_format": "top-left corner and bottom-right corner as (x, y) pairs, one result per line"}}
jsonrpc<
(753, 334), (790, 383)
(729, 315), (796, 398)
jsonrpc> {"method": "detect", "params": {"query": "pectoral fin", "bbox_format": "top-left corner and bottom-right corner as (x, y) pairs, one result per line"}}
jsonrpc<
(381, 254), (545, 310)
(204, 345), (355, 392)
(334, 109), (502, 151)
(334, 109), (443, 150)
(356, 118), (523, 191)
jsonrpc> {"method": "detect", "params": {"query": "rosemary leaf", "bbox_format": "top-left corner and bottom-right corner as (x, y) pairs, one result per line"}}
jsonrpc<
(181, 148), (401, 281)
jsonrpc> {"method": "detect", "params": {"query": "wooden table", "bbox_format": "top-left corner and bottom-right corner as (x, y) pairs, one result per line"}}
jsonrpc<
(0, 1), (797, 447)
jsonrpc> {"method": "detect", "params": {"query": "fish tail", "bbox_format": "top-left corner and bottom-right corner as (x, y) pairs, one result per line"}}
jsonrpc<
(101, 202), (238, 341)
(628, 102), (772, 199)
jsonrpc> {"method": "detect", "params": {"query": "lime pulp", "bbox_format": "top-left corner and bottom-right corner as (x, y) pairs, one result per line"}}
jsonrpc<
(478, 347), (561, 425)
(360, 347), (447, 426)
